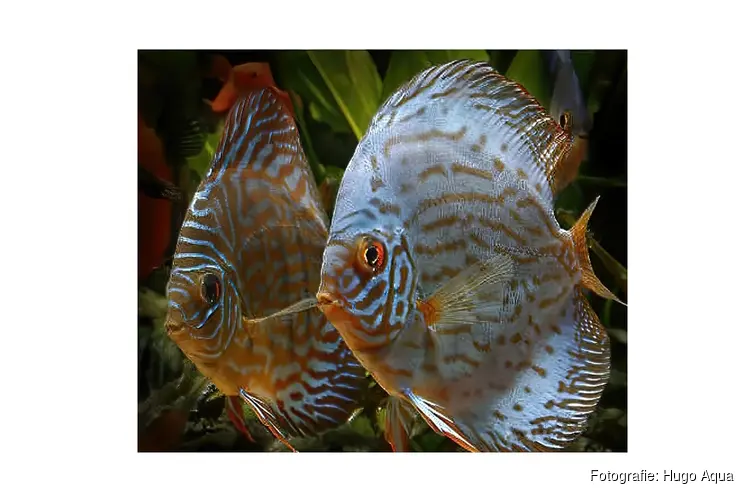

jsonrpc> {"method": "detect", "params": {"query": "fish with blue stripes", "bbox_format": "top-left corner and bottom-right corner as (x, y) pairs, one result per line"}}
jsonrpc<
(164, 88), (366, 451)
(312, 60), (626, 452)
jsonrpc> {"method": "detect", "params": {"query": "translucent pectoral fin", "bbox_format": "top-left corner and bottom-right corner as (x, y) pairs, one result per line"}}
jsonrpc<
(403, 389), (478, 453)
(418, 252), (518, 328)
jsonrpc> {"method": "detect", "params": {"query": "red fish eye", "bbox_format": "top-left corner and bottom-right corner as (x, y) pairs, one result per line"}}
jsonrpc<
(360, 240), (385, 271)
(201, 273), (221, 305)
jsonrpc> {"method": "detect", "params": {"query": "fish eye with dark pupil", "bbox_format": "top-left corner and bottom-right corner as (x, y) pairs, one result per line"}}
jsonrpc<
(559, 113), (568, 129)
(364, 246), (380, 268)
(200, 273), (221, 305)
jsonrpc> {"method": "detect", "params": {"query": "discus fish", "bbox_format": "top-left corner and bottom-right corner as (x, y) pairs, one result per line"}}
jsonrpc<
(164, 88), (366, 451)
(543, 50), (591, 194)
(314, 60), (625, 452)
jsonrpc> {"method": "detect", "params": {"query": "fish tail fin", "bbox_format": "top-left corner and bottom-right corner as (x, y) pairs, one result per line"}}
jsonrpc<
(570, 197), (627, 306)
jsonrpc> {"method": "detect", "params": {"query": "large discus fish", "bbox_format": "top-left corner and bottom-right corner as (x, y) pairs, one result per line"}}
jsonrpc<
(315, 60), (626, 452)
(164, 88), (366, 451)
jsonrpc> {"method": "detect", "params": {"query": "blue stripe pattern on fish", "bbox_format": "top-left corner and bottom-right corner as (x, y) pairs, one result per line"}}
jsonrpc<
(315, 60), (625, 452)
(164, 88), (366, 450)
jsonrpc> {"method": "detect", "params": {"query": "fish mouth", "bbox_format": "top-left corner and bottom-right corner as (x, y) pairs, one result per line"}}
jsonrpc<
(316, 291), (341, 309)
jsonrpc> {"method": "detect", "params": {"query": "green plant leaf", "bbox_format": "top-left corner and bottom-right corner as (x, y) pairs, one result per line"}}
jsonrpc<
(306, 50), (383, 140)
(505, 50), (552, 110)
(274, 51), (351, 134)
(185, 120), (223, 179)
(289, 92), (326, 183)
(381, 50), (490, 101)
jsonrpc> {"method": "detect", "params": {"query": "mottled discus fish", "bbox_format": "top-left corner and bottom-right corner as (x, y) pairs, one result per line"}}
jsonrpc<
(164, 88), (366, 451)
(315, 60), (626, 452)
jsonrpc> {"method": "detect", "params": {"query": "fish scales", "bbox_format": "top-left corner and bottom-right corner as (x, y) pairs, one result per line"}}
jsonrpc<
(318, 60), (618, 452)
(165, 89), (365, 447)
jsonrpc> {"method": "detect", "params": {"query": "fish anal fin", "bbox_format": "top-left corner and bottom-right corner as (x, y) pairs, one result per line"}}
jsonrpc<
(570, 197), (626, 306)
(417, 252), (518, 329)
(384, 396), (418, 452)
(225, 396), (255, 443)
(403, 389), (478, 453)
(239, 388), (298, 453)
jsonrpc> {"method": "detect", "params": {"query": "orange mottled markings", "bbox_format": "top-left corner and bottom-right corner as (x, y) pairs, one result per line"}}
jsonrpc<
(399, 106), (427, 124)
(430, 87), (459, 99)
(473, 339), (491, 352)
(544, 400), (555, 409)
(493, 410), (507, 421)
(414, 239), (467, 256)
(422, 214), (460, 232)
(417, 299), (440, 327)
(443, 353), (481, 368)
(509, 304), (523, 322)
(538, 286), (570, 310)
(510, 332), (523, 344)
(471, 134), (487, 153)
(418, 164), (448, 182)
(493, 158), (505, 172)
(532, 365), (547, 377)
(451, 162), (493, 181)
(524, 386), (532, 393)
(371, 177), (385, 192)
(517, 169), (528, 181)
(544, 345), (555, 354)
(383, 126), (467, 158)
(497, 335), (506, 345)
(513, 403), (523, 412)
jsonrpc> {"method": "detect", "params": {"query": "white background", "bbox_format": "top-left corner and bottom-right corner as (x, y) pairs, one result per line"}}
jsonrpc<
(1, 0), (747, 498)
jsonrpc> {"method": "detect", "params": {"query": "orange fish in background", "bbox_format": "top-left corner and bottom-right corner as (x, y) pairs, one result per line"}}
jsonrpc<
(138, 113), (174, 281)
(206, 57), (295, 118)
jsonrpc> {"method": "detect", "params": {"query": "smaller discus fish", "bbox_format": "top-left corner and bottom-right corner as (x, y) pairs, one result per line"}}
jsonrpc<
(165, 87), (366, 451)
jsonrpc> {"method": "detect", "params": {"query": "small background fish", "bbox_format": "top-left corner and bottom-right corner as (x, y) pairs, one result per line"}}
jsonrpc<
(138, 50), (626, 452)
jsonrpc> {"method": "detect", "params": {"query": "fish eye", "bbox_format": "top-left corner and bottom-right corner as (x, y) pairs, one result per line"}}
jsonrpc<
(200, 273), (222, 305)
(559, 111), (571, 131)
(357, 238), (386, 273)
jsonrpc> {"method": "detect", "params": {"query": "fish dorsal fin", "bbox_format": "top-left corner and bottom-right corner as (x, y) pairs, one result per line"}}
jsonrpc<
(367, 59), (572, 207)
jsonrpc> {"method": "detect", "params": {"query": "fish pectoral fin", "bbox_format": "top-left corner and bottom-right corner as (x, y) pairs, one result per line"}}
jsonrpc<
(403, 389), (478, 453)
(239, 388), (298, 453)
(225, 396), (255, 443)
(384, 396), (419, 452)
(418, 252), (517, 328)
(243, 298), (319, 327)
